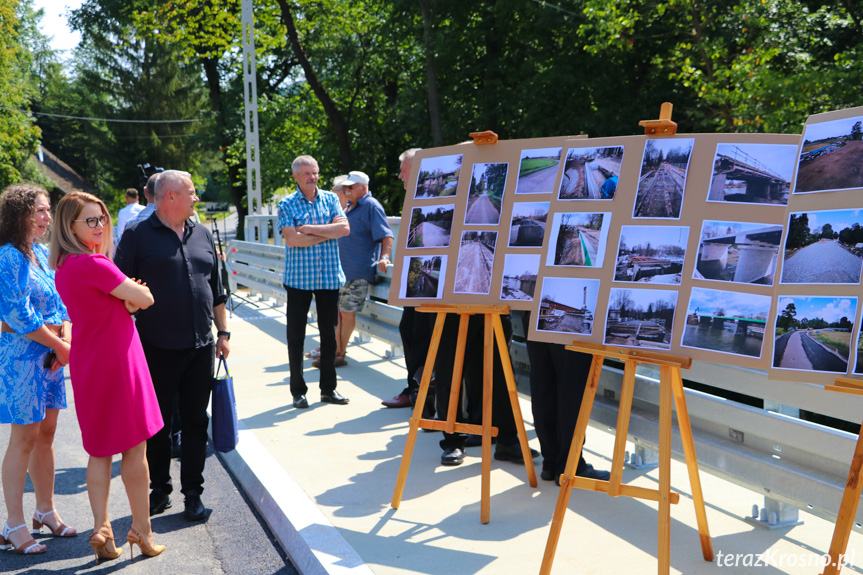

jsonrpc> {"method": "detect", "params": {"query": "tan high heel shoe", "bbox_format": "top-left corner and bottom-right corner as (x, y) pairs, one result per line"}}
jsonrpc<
(126, 527), (165, 558)
(89, 527), (122, 561)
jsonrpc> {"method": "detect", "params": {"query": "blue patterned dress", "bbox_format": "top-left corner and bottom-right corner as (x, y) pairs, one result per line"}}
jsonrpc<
(0, 243), (69, 424)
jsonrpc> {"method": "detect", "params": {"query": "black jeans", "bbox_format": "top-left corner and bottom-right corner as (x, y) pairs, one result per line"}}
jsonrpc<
(285, 286), (339, 396)
(142, 341), (215, 496)
(398, 306), (432, 395)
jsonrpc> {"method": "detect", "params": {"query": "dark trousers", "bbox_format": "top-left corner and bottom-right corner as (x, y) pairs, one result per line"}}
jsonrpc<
(434, 313), (516, 449)
(526, 339), (593, 476)
(398, 306), (432, 395)
(285, 286), (339, 396)
(142, 341), (215, 496)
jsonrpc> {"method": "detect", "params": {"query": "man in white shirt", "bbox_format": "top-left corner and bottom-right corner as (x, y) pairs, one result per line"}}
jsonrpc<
(115, 188), (145, 240)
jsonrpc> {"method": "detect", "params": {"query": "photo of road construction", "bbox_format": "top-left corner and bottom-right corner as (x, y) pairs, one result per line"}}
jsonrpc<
(780, 209), (863, 284)
(406, 204), (454, 248)
(546, 211), (610, 267)
(854, 330), (863, 375)
(414, 154), (463, 198)
(614, 225), (688, 284)
(773, 295), (857, 374)
(707, 143), (797, 205)
(500, 253), (540, 301)
(465, 162), (508, 225)
(795, 115), (863, 193)
(453, 231), (497, 294)
(681, 287), (771, 358)
(536, 277), (600, 335)
(604, 287), (677, 349)
(514, 147), (562, 194)
(507, 201), (549, 247)
(557, 145), (624, 200)
(633, 138), (695, 219)
(694, 220), (782, 285)
(402, 254), (446, 299)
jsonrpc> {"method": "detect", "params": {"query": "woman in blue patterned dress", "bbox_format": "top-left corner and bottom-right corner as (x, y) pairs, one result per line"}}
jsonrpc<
(0, 184), (76, 555)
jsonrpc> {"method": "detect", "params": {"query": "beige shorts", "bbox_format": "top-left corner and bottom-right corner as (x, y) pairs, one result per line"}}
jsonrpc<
(339, 279), (369, 312)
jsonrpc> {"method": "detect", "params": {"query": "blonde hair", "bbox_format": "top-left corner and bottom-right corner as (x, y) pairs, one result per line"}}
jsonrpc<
(49, 192), (114, 269)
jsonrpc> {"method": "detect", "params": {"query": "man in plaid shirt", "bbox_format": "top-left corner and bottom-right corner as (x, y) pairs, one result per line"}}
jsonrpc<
(278, 155), (350, 409)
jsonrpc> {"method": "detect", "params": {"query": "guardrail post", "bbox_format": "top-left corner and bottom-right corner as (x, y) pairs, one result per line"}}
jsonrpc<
(746, 497), (803, 529)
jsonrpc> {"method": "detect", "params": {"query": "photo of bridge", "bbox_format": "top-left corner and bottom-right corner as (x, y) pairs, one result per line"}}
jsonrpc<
(536, 277), (600, 335)
(557, 145), (624, 200)
(507, 201), (549, 247)
(414, 154), (463, 198)
(500, 253), (540, 301)
(773, 296), (857, 374)
(795, 115), (863, 193)
(402, 255), (447, 299)
(694, 221), (782, 285)
(633, 138), (695, 219)
(514, 147), (562, 195)
(615, 225), (688, 284)
(406, 204), (454, 248)
(604, 288), (678, 350)
(707, 143), (796, 205)
(453, 231), (497, 294)
(681, 287), (771, 358)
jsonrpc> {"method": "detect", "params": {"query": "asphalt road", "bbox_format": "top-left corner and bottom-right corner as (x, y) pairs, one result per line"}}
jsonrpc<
(774, 331), (847, 372)
(781, 240), (863, 284)
(465, 194), (500, 224)
(414, 222), (449, 247)
(0, 379), (296, 575)
(454, 241), (494, 293)
(516, 164), (558, 194)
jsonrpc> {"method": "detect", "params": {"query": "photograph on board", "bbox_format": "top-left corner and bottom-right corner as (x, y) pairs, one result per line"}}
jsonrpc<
(465, 162), (509, 225)
(853, 330), (863, 375)
(500, 253), (540, 301)
(508, 201), (550, 247)
(514, 147), (563, 195)
(558, 145), (624, 200)
(604, 287), (678, 350)
(406, 204), (455, 248)
(401, 255), (447, 299)
(546, 212), (612, 268)
(681, 287), (771, 358)
(614, 225), (688, 284)
(780, 209), (863, 285)
(773, 295), (857, 374)
(707, 143), (797, 205)
(414, 154), (463, 199)
(693, 220), (782, 286)
(633, 138), (695, 219)
(795, 115), (863, 193)
(453, 231), (498, 295)
(535, 277), (600, 336)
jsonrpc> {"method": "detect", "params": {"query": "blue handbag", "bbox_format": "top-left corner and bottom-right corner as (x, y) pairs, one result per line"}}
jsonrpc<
(212, 357), (239, 453)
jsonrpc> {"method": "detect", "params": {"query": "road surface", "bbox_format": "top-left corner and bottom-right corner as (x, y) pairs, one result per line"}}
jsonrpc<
(634, 163), (684, 218)
(454, 241), (494, 293)
(516, 163), (559, 194)
(465, 194), (500, 224)
(781, 240), (863, 283)
(774, 331), (847, 372)
(412, 222), (450, 247)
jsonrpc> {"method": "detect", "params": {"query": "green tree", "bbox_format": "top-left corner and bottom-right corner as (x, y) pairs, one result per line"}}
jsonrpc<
(778, 303), (797, 330)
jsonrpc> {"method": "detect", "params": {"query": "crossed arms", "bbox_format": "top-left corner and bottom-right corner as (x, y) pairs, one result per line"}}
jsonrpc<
(281, 215), (349, 247)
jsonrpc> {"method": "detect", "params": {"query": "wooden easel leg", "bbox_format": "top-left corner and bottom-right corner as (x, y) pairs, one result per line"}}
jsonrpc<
(658, 367), (673, 575)
(492, 315), (537, 487)
(481, 314), (494, 524)
(539, 354), (604, 575)
(669, 368), (714, 561)
(391, 312), (446, 509)
(821, 420), (863, 575)
(609, 360), (637, 496)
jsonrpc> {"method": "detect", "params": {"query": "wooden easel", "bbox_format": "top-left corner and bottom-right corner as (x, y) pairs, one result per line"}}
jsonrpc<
(539, 342), (713, 575)
(820, 377), (863, 575)
(391, 304), (537, 524)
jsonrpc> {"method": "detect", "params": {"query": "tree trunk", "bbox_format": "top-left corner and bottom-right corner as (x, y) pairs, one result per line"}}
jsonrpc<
(419, 0), (443, 146)
(276, 0), (354, 170)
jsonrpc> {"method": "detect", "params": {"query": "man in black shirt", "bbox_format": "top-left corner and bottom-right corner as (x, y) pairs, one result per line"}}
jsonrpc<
(116, 170), (230, 521)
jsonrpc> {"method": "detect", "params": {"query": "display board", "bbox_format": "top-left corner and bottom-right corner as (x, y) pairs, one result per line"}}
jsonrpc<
(389, 106), (863, 382)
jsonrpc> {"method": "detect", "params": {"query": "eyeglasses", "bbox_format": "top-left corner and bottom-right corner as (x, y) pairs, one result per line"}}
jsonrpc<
(74, 215), (109, 228)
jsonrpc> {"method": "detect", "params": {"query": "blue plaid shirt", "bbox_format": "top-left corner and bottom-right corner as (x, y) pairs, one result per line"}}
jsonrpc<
(278, 187), (346, 290)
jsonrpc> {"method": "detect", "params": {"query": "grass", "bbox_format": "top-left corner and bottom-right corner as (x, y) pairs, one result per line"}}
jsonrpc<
(814, 330), (851, 358)
(519, 158), (559, 177)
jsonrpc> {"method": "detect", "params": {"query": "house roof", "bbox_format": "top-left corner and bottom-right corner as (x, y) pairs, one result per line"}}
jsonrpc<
(32, 147), (95, 195)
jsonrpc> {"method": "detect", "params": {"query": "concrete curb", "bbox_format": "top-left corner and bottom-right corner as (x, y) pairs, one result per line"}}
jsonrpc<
(211, 420), (373, 575)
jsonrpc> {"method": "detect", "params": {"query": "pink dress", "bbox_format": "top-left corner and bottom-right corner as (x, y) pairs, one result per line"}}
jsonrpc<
(55, 253), (163, 457)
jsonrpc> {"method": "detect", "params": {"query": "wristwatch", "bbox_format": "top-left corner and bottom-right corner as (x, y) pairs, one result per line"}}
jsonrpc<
(217, 330), (231, 340)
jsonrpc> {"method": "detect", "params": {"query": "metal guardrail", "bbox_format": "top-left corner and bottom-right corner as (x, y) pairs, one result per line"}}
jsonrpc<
(229, 215), (863, 531)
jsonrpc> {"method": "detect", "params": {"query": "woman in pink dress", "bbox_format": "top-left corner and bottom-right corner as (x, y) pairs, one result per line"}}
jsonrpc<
(49, 192), (165, 561)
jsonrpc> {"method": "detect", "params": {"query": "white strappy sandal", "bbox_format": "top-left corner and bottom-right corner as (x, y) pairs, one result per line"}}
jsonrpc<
(0, 523), (46, 554)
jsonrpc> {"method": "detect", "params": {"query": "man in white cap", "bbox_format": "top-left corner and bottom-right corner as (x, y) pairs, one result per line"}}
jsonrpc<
(324, 170), (392, 366)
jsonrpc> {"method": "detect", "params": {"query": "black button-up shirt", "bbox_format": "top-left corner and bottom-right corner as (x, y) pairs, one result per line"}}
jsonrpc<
(115, 213), (227, 350)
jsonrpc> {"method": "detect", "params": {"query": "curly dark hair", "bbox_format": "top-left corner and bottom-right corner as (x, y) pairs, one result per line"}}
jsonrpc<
(0, 183), (50, 261)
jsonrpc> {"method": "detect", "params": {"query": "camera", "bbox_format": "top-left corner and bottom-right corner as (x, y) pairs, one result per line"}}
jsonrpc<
(137, 163), (164, 189)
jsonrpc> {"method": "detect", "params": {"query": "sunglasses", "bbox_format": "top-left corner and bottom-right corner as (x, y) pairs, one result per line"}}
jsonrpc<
(74, 215), (109, 228)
